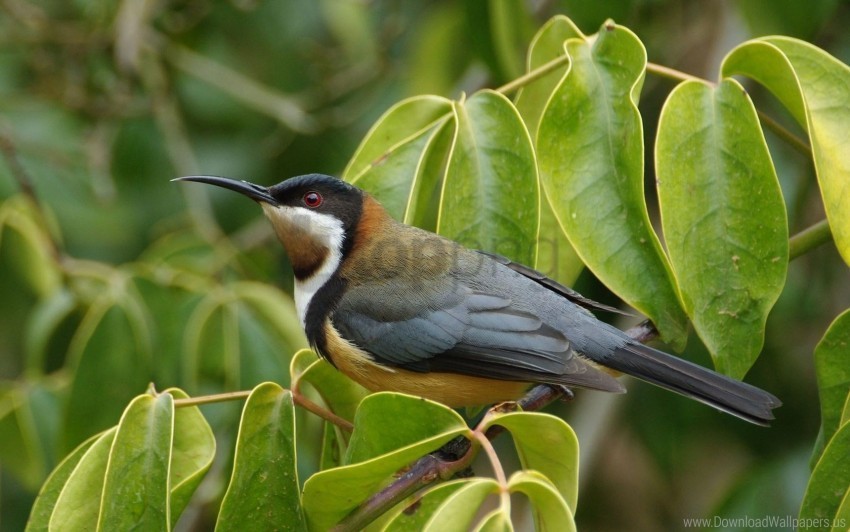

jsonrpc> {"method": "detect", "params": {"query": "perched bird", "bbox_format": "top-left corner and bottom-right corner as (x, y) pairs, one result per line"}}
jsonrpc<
(175, 174), (781, 425)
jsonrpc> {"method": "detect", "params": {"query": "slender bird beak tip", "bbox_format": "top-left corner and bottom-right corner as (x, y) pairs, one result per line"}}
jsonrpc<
(172, 175), (277, 205)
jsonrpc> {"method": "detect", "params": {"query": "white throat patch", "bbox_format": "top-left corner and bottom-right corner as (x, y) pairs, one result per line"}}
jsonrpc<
(260, 203), (345, 327)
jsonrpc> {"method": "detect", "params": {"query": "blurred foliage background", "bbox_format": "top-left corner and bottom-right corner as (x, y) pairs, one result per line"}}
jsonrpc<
(1, 0), (849, 530)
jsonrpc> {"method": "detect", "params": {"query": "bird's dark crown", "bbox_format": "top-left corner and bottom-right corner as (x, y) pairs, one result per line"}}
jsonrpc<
(268, 173), (364, 236)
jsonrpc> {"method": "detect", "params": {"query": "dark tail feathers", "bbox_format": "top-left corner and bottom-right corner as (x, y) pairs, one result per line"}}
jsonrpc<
(601, 342), (781, 425)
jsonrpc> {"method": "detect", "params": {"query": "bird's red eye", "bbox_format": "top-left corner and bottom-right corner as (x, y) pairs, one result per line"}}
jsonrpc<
(303, 191), (323, 208)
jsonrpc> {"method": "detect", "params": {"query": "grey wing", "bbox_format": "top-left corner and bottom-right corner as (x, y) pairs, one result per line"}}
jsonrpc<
(333, 280), (624, 393)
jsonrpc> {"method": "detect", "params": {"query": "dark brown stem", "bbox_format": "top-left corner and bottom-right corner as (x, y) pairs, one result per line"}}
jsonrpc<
(333, 321), (658, 531)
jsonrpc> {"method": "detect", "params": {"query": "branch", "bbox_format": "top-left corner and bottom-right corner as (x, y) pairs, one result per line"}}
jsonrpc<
(172, 387), (354, 432)
(333, 320), (659, 531)
(789, 219), (832, 260)
(645, 62), (811, 157)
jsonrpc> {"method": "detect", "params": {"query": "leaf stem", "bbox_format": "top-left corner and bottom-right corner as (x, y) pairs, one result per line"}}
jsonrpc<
(645, 62), (706, 84)
(645, 62), (811, 156)
(173, 390), (252, 407)
(789, 219), (832, 260)
(755, 110), (811, 156)
(495, 54), (571, 95)
(172, 387), (354, 432)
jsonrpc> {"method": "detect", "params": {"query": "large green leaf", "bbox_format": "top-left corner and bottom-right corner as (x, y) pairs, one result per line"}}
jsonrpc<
(62, 299), (151, 452)
(26, 433), (99, 531)
(482, 411), (579, 512)
(537, 22), (688, 348)
(514, 15), (585, 286)
(813, 310), (850, 461)
(98, 393), (174, 531)
(508, 471), (575, 532)
(302, 393), (470, 531)
(655, 79), (788, 378)
(48, 428), (117, 532)
(167, 388), (216, 525)
(380, 480), (469, 532)
(474, 508), (512, 532)
(722, 37), (850, 266)
(0, 196), (61, 298)
(293, 349), (368, 425)
(439, 90), (539, 265)
(343, 95), (454, 220)
(514, 15), (583, 135)
(184, 283), (304, 392)
(217, 382), (306, 531)
(488, 0), (536, 81)
(422, 478), (500, 532)
(0, 386), (53, 489)
(345, 392), (469, 464)
(799, 421), (850, 531)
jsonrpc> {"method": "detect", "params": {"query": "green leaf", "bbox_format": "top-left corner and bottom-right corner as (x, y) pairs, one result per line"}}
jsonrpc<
(302, 393), (470, 531)
(536, 192), (585, 287)
(0, 387), (46, 489)
(217, 382), (306, 531)
(0, 196), (61, 298)
(488, 0), (536, 80)
(297, 354), (368, 426)
(537, 22), (688, 348)
(508, 471), (575, 532)
(380, 480), (469, 532)
(62, 299), (151, 452)
(473, 508), (513, 532)
(514, 15), (583, 135)
(403, 118), (456, 231)
(167, 388), (215, 525)
(345, 392), (469, 464)
(422, 478), (500, 532)
(813, 310), (850, 461)
(482, 411), (579, 512)
(343, 95), (453, 220)
(514, 15), (586, 286)
(184, 284), (305, 392)
(49, 428), (117, 532)
(98, 393), (174, 531)
(655, 78), (788, 378)
(722, 37), (850, 266)
(25, 288), (78, 375)
(799, 421), (850, 531)
(439, 90), (539, 264)
(26, 433), (99, 531)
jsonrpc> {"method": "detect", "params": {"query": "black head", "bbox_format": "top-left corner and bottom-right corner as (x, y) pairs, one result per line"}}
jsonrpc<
(174, 173), (368, 284)
(175, 173), (364, 238)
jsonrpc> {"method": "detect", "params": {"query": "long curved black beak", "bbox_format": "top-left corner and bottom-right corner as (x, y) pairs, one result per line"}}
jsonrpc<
(172, 175), (278, 205)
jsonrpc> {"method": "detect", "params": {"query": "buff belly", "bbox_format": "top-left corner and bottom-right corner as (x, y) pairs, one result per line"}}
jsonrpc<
(322, 321), (532, 407)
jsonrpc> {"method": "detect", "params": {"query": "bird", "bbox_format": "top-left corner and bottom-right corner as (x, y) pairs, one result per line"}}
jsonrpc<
(174, 173), (781, 425)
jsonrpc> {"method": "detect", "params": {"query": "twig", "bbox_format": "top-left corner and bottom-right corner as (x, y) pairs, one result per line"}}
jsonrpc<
(333, 321), (659, 531)
(645, 62), (811, 157)
(789, 219), (832, 260)
(495, 54), (571, 96)
(172, 387), (354, 432)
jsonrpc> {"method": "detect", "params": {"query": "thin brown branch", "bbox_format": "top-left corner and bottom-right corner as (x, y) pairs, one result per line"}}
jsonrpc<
(172, 387), (354, 432)
(292, 391), (354, 433)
